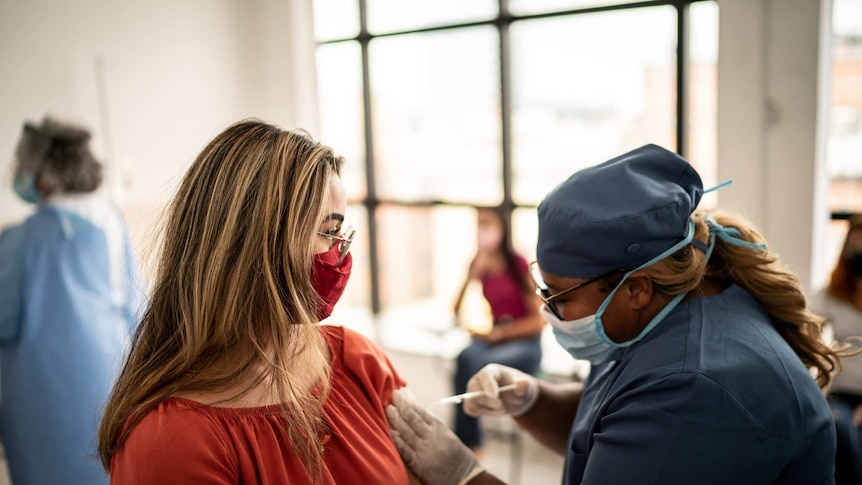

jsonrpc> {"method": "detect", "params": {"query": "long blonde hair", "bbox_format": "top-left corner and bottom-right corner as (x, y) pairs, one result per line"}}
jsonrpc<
(638, 209), (852, 389)
(98, 120), (342, 479)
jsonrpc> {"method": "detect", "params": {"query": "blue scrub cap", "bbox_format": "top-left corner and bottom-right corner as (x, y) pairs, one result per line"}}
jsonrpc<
(537, 144), (704, 279)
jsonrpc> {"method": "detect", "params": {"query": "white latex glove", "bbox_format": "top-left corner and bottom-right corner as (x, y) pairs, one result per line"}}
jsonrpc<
(386, 388), (484, 485)
(463, 363), (539, 417)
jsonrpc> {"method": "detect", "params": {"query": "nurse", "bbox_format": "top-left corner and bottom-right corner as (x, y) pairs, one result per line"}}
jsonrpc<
(0, 117), (144, 485)
(387, 144), (850, 484)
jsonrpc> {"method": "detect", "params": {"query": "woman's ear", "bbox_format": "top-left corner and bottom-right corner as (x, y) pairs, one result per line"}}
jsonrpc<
(624, 272), (653, 310)
(35, 173), (51, 194)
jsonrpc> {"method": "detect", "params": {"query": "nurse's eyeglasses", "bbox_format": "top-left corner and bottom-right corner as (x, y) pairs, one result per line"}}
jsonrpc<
(317, 225), (356, 267)
(529, 261), (618, 320)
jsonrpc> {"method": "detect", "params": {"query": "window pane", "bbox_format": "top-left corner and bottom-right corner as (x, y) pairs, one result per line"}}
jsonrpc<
(509, 0), (634, 16)
(817, 0), (862, 287)
(512, 207), (539, 263)
(377, 206), (476, 310)
(367, 0), (496, 34)
(312, 0), (359, 41)
(317, 42), (366, 199)
(370, 28), (502, 204)
(688, 1), (719, 205)
(822, 219), (854, 286)
(510, 7), (677, 205)
(373, 205), (480, 355)
(828, 0), (862, 214)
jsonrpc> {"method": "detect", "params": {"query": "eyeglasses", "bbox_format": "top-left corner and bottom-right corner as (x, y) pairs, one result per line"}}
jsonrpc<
(529, 261), (618, 320)
(317, 225), (356, 266)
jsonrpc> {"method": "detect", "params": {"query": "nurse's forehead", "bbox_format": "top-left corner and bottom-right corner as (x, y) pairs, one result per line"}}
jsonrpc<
(542, 270), (587, 288)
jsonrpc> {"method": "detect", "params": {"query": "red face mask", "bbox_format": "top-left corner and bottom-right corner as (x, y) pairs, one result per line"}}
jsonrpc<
(311, 243), (353, 320)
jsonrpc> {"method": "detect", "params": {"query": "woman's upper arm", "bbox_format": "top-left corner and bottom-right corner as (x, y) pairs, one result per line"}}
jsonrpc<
(341, 326), (407, 402)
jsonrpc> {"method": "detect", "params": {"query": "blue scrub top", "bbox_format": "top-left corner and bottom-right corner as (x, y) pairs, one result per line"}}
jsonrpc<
(563, 284), (835, 485)
(0, 202), (144, 485)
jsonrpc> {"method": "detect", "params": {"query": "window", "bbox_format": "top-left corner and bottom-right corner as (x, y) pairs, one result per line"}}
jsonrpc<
(369, 28), (502, 204)
(823, 0), (862, 284)
(510, 6), (678, 205)
(314, 0), (718, 342)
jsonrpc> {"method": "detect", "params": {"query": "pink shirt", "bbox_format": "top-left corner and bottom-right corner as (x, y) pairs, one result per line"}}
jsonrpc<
(481, 254), (530, 324)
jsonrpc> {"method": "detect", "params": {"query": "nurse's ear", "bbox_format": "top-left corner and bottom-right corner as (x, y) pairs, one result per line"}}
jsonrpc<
(623, 272), (653, 311)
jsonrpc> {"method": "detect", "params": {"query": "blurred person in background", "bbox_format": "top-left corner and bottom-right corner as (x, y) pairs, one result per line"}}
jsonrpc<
(99, 120), (420, 484)
(0, 116), (144, 484)
(387, 144), (854, 485)
(451, 206), (544, 453)
(811, 215), (862, 485)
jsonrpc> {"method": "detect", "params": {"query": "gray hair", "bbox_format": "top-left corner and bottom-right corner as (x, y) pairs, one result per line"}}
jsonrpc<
(16, 116), (103, 195)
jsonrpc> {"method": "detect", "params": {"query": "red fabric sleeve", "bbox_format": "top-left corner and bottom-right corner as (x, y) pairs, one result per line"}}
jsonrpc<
(334, 326), (406, 408)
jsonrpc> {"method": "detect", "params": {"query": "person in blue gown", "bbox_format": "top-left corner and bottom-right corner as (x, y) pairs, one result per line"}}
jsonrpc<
(386, 144), (856, 485)
(0, 117), (144, 485)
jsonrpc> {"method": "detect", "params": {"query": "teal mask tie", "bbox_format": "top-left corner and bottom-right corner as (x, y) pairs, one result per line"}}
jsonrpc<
(703, 179), (733, 195)
(698, 179), (768, 260)
(704, 215), (767, 261)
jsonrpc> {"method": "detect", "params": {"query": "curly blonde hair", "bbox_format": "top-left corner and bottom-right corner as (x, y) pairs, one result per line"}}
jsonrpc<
(637, 209), (853, 389)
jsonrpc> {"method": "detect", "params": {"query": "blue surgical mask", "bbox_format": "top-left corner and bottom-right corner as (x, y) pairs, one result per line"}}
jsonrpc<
(542, 306), (624, 364)
(546, 219), (697, 364)
(13, 171), (40, 203)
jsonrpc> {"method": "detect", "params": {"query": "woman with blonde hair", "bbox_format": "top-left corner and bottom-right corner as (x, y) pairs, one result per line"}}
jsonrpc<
(99, 120), (416, 483)
(387, 144), (853, 485)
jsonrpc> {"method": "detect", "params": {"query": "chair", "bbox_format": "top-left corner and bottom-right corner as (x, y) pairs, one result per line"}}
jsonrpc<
(480, 413), (525, 484)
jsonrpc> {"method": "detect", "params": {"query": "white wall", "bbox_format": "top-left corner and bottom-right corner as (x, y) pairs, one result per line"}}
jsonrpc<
(717, 0), (833, 291)
(0, 0), (317, 262)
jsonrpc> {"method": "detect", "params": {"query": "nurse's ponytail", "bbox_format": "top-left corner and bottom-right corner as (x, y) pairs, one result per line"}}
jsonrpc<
(706, 210), (853, 389)
(642, 209), (856, 390)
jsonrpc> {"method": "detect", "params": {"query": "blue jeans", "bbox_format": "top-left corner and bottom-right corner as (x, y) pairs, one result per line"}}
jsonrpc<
(453, 335), (542, 448)
(831, 393), (862, 485)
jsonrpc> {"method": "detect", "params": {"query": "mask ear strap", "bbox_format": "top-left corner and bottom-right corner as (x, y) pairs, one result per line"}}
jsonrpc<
(595, 219), (697, 348)
(694, 180), (767, 258)
(704, 179), (733, 194)
(698, 180), (733, 248)
(690, 238), (709, 254)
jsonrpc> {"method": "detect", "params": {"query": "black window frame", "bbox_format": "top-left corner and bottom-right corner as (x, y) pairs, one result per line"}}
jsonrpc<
(317, 0), (715, 314)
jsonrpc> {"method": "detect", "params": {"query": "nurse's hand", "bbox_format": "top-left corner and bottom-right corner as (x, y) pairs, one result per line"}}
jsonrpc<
(386, 389), (485, 485)
(464, 364), (538, 417)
